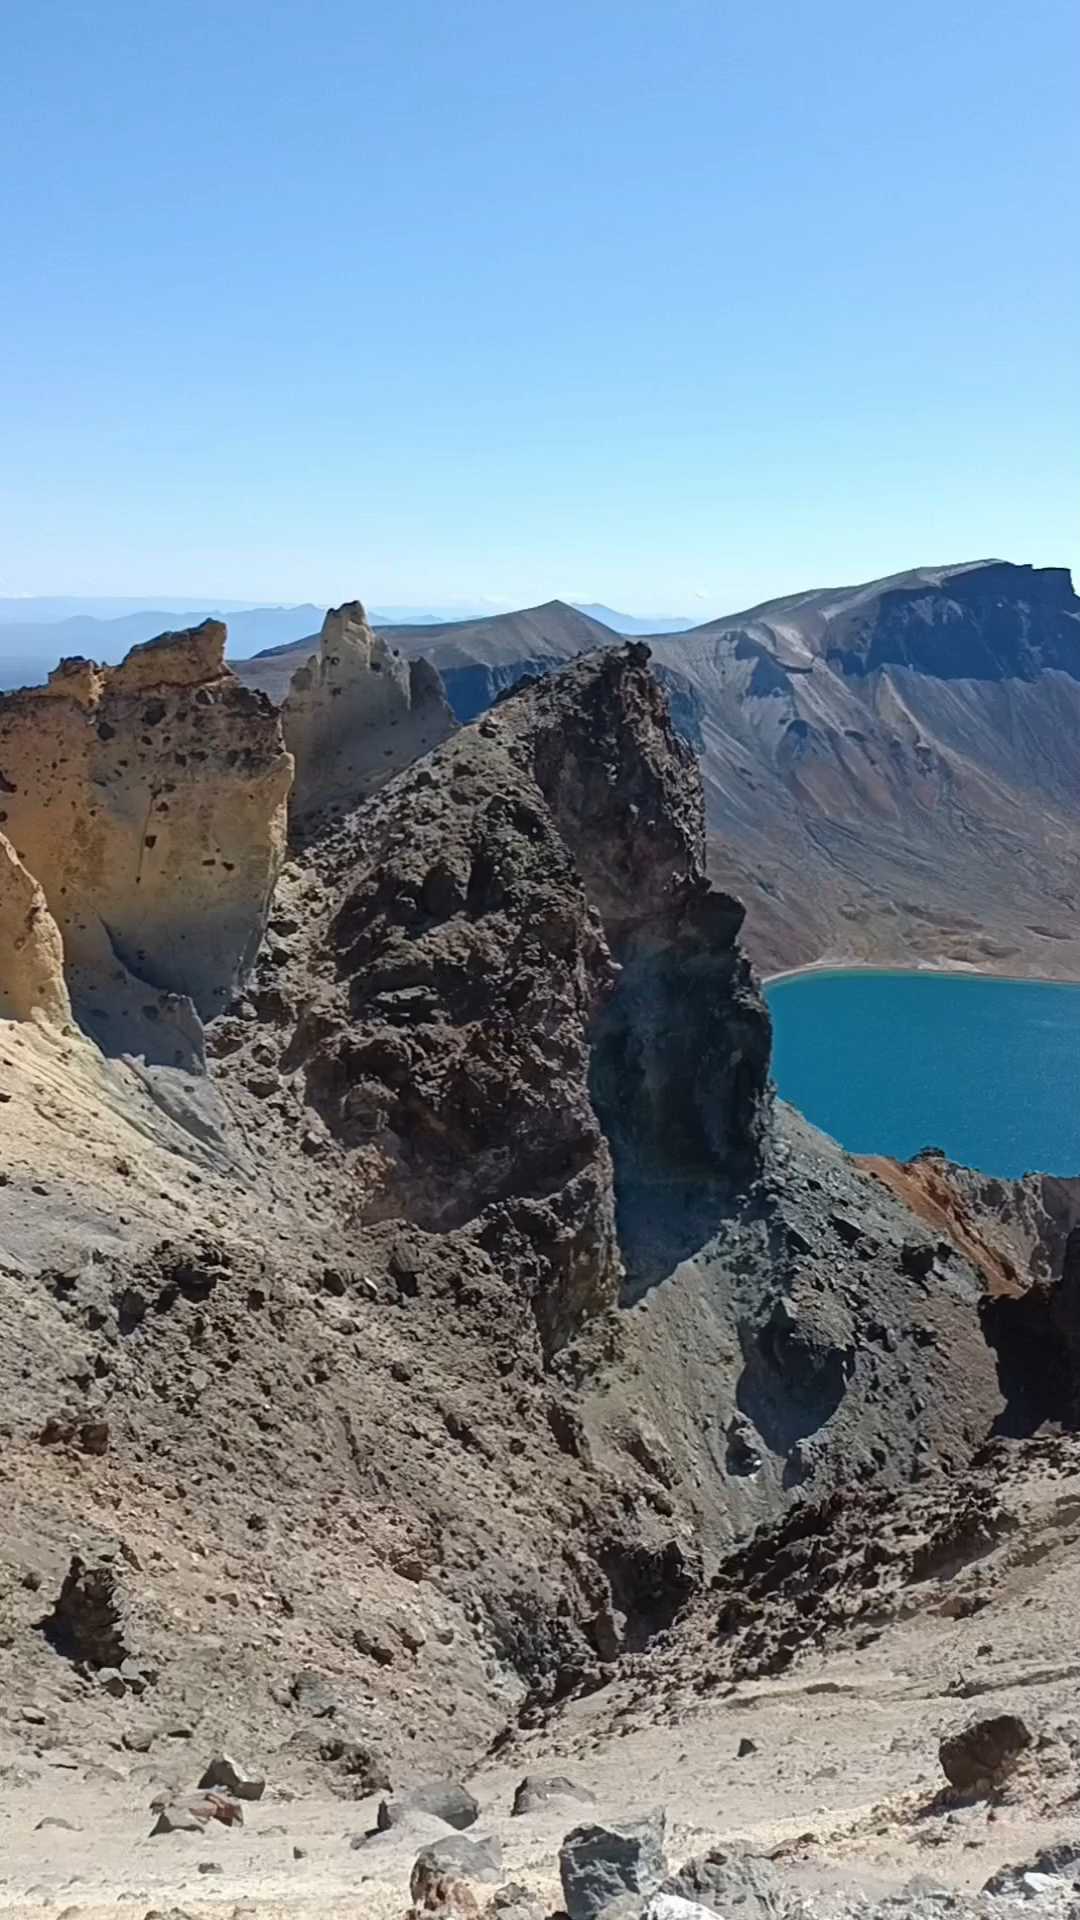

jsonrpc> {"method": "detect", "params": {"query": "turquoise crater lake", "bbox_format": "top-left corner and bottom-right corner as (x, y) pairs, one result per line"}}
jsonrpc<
(765, 969), (1080, 1179)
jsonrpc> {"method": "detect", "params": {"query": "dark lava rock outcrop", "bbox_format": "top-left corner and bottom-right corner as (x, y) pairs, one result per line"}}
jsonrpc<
(219, 644), (772, 1353)
(0, 631), (1045, 1792)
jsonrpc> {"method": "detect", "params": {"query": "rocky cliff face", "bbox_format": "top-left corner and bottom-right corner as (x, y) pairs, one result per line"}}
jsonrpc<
(0, 623), (292, 1061)
(215, 645), (773, 1352)
(0, 630), (1045, 1816)
(640, 561), (1080, 976)
(510, 646), (771, 1291)
(820, 561), (1080, 680)
(281, 602), (455, 829)
(0, 832), (71, 1027)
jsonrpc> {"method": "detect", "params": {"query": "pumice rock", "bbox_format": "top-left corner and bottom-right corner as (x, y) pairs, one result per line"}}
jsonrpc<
(0, 831), (71, 1027)
(0, 622), (293, 1060)
(282, 600), (455, 829)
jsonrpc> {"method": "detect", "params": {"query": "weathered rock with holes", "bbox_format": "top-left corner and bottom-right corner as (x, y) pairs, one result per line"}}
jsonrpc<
(278, 645), (770, 1351)
(0, 833), (71, 1027)
(283, 602), (455, 830)
(0, 623), (292, 1060)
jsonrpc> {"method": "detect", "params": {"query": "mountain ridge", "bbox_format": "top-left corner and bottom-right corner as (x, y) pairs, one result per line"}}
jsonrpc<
(2, 617), (1080, 1914)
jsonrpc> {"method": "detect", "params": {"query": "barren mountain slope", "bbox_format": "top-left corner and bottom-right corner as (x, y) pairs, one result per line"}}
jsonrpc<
(647, 562), (1080, 975)
(3, 633), (1080, 1916)
(236, 599), (618, 715)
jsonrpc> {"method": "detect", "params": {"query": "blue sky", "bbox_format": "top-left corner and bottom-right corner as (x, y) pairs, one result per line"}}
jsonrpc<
(2, 0), (1076, 616)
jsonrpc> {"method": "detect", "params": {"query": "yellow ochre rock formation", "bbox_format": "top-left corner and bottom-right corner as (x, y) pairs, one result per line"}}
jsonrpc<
(0, 622), (293, 1061)
(0, 832), (72, 1027)
(282, 601), (455, 828)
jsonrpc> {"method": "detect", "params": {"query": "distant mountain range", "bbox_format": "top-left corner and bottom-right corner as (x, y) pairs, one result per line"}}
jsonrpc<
(236, 599), (622, 714)
(570, 604), (694, 634)
(241, 560), (1080, 983)
(0, 597), (693, 690)
(0, 605), (327, 689)
(655, 559), (1080, 979)
(8, 564), (1080, 985)
(0, 602), (691, 695)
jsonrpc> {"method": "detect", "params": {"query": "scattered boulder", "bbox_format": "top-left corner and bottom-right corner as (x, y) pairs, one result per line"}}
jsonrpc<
(42, 1552), (130, 1669)
(484, 1886), (546, 1920)
(351, 1811), (455, 1852)
(380, 1779), (480, 1832)
(0, 833), (71, 1027)
(39, 1412), (110, 1455)
(660, 1849), (785, 1920)
(737, 1737), (757, 1758)
(511, 1774), (595, 1816)
(559, 1810), (667, 1920)
(150, 1804), (207, 1836)
(150, 1792), (243, 1835)
(984, 1842), (1080, 1894)
(198, 1753), (266, 1801)
(411, 1834), (503, 1900)
(939, 1713), (1032, 1792)
(290, 1669), (337, 1717)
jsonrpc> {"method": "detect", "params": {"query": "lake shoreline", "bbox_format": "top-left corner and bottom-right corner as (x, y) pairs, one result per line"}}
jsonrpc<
(763, 957), (1080, 990)
(763, 964), (1080, 1179)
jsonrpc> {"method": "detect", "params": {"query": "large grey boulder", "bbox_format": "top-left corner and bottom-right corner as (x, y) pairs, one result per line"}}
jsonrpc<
(512, 1773), (595, 1816)
(198, 1752), (265, 1801)
(559, 1810), (667, 1920)
(351, 1810), (454, 1852)
(661, 1847), (788, 1919)
(377, 1777), (479, 1832)
(410, 1832), (503, 1894)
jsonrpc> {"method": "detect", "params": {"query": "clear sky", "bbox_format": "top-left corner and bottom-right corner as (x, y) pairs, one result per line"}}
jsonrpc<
(2, 0), (1077, 616)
